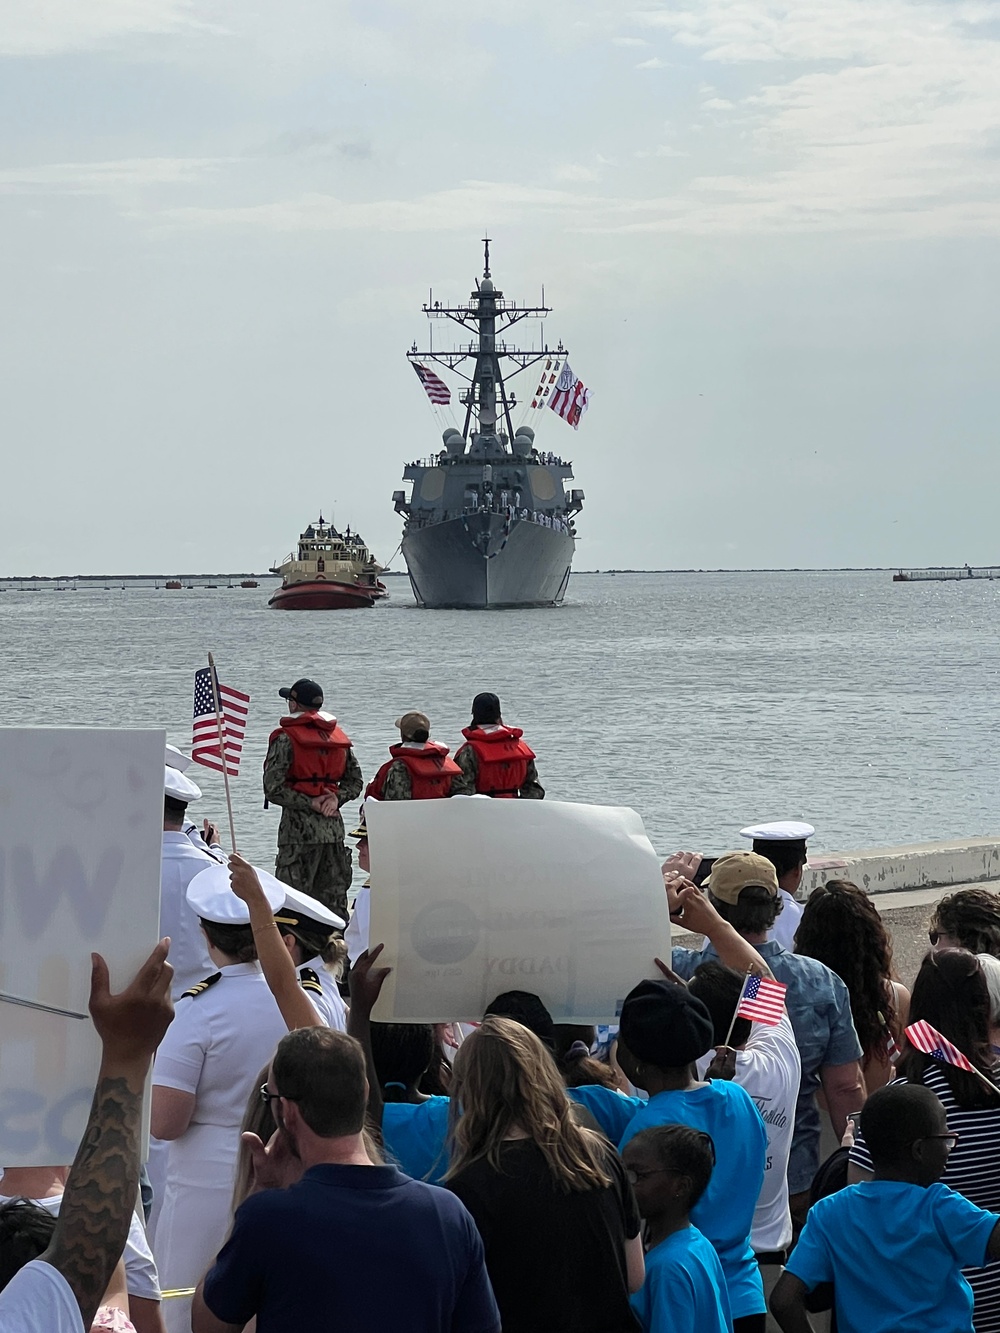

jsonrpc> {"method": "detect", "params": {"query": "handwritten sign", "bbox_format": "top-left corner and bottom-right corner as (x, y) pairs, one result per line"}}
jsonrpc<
(367, 797), (672, 1023)
(0, 729), (164, 1165)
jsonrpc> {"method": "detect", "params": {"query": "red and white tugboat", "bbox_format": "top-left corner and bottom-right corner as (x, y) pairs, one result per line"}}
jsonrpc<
(268, 516), (388, 610)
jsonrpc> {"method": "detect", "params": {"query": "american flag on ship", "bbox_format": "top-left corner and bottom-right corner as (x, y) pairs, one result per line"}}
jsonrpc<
(549, 362), (590, 430)
(192, 667), (250, 777)
(412, 362), (451, 405)
(905, 1020), (976, 1072)
(735, 974), (787, 1026)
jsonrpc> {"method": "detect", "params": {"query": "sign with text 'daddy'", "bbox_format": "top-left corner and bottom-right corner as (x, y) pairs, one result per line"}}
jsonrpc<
(367, 797), (672, 1024)
(0, 729), (164, 1165)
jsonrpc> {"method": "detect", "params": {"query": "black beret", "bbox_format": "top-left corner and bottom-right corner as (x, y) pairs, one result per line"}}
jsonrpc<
(619, 980), (715, 1068)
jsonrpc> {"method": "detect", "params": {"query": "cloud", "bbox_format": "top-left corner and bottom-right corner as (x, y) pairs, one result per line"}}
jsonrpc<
(0, 0), (214, 56)
(612, 36), (649, 46)
(261, 129), (373, 160)
(636, 56), (670, 68)
(554, 163), (603, 183)
(0, 157), (226, 195)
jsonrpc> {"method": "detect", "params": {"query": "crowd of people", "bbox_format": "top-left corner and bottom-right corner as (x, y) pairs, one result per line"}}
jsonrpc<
(4, 682), (1000, 1333)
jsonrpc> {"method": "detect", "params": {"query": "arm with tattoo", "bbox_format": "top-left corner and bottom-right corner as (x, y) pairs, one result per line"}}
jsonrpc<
(42, 943), (174, 1330)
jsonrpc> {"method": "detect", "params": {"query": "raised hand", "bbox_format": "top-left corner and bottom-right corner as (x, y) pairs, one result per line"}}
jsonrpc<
(706, 1046), (738, 1081)
(348, 944), (392, 1016)
(661, 851), (703, 883)
(89, 940), (174, 1068)
(240, 1126), (305, 1193)
(229, 852), (267, 907)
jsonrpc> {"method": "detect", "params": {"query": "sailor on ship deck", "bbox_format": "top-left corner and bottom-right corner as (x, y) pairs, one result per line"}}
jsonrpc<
(452, 692), (544, 800)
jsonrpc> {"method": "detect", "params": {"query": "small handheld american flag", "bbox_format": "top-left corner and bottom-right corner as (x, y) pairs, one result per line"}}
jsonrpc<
(735, 973), (787, 1026)
(904, 1020), (976, 1073)
(192, 666), (250, 778)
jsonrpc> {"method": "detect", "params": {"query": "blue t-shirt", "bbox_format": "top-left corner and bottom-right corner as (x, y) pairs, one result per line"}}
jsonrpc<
(672, 938), (862, 1193)
(382, 1088), (644, 1184)
(620, 1082), (766, 1319)
(567, 1084), (644, 1144)
(787, 1180), (1000, 1333)
(630, 1226), (733, 1333)
(202, 1163), (500, 1333)
(382, 1097), (451, 1182)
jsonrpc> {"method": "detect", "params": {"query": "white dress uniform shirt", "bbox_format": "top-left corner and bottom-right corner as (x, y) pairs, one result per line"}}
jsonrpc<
(300, 959), (348, 1031)
(152, 962), (291, 1333)
(769, 888), (803, 953)
(160, 833), (217, 999)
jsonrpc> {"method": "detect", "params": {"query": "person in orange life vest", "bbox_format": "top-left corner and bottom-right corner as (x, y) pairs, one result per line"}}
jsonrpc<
(262, 677), (363, 920)
(366, 711), (462, 801)
(452, 692), (544, 799)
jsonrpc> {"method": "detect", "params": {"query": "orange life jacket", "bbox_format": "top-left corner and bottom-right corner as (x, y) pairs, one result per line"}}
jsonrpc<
(366, 741), (461, 801)
(269, 712), (352, 797)
(460, 725), (535, 798)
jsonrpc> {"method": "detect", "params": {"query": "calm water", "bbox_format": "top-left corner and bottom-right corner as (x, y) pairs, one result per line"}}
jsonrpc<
(2, 570), (997, 868)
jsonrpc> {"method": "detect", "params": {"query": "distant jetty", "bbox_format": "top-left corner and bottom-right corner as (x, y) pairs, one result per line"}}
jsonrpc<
(893, 566), (1000, 583)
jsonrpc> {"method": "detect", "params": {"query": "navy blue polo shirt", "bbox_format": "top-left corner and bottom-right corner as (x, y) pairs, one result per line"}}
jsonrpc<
(202, 1163), (500, 1333)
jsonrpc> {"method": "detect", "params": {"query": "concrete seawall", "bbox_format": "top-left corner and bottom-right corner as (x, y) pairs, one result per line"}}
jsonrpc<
(803, 838), (1000, 897)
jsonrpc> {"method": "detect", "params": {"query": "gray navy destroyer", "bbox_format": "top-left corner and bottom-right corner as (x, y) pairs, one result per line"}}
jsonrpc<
(393, 242), (585, 608)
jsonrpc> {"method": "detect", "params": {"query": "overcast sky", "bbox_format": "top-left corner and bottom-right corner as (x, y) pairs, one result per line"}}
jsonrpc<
(2, 0), (999, 575)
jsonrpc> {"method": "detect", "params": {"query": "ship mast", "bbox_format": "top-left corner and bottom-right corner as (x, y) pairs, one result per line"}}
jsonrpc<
(407, 240), (558, 456)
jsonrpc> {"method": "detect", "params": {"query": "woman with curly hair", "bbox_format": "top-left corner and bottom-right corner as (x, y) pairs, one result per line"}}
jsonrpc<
(444, 1016), (644, 1333)
(930, 888), (1000, 957)
(848, 948), (1000, 1331)
(793, 879), (909, 1091)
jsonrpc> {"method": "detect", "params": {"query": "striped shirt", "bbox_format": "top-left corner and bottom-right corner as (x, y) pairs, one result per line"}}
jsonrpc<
(850, 1062), (1000, 1331)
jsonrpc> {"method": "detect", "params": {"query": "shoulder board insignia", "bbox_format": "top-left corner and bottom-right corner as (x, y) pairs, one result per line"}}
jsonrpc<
(181, 972), (222, 999)
(299, 967), (324, 995)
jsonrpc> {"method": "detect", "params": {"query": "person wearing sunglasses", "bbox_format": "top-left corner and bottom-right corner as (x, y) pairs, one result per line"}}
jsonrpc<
(772, 1081), (1000, 1333)
(623, 1125), (732, 1333)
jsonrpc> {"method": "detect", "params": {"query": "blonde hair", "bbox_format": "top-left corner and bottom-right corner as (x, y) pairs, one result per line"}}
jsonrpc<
(444, 1016), (612, 1192)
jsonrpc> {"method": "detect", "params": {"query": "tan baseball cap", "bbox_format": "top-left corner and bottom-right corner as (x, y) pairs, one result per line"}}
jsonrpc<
(395, 711), (431, 740)
(704, 851), (779, 905)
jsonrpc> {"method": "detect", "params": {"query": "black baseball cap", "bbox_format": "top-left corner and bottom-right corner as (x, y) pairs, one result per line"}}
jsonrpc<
(279, 678), (324, 709)
(471, 692), (501, 725)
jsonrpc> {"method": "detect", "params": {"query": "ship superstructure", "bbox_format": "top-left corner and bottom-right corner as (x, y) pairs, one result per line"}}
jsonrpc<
(393, 242), (584, 608)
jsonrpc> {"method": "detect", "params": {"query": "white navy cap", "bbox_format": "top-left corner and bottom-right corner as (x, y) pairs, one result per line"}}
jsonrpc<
(277, 884), (346, 932)
(740, 821), (815, 842)
(165, 744), (193, 773)
(164, 764), (202, 803)
(186, 861), (286, 924)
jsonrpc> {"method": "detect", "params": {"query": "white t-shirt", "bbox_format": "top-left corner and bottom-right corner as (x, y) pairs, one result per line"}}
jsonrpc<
(696, 1011), (800, 1252)
(0, 1193), (159, 1300)
(0, 1260), (83, 1332)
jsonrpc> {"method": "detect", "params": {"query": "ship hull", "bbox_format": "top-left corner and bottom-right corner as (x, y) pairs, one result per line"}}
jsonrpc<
(268, 579), (385, 610)
(402, 513), (574, 609)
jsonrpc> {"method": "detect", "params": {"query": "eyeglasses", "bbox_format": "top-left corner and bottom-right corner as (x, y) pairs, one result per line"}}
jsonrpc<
(626, 1167), (676, 1186)
(928, 931), (940, 946)
(919, 1132), (961, 1150)
(259, 1084), (281, 1108)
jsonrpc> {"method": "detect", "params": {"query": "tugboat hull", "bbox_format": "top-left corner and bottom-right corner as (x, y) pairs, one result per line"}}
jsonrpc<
(268, 579), (385, 610)
(402, 513), (573, 609)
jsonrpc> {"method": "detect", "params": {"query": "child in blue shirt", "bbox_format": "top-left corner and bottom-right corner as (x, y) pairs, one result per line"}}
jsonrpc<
(771, 1081), (1000, 1333)
(623, 1124), (733, 1333)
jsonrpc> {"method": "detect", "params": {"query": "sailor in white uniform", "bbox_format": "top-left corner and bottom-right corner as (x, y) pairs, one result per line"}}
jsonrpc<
(150, 862), (291, 1333)
(276, 883), (348, 1031)
(161, 765), (218, 1000)
(165, 744), (225, 862)
(739, 820), (815, 953)
(344, 810), (371, 967)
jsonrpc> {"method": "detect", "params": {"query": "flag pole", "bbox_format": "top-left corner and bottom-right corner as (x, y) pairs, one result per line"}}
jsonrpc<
(207, 652), (238, 854)
(721, 970), (752, 1050)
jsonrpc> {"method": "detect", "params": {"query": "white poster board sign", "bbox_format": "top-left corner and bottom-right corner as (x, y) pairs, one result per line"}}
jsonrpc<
(0, 729), (164, 1166)
(367, 797), (672, 1023)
